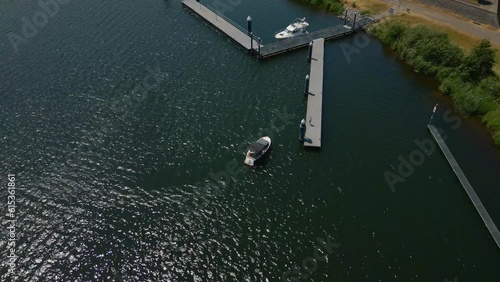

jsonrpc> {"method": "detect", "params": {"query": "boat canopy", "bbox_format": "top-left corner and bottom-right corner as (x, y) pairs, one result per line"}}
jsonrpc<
(249, 139), (269, 153)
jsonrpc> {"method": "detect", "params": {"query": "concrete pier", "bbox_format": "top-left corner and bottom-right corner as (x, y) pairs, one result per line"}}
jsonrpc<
(181, 0), (261, 52)
(428, 125), (500, 250)
(304, 38), (325, 148)
(182, 0), (362, 59)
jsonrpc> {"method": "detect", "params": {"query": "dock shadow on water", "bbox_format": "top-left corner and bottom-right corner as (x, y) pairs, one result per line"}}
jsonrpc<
(302, 137), (313, 144)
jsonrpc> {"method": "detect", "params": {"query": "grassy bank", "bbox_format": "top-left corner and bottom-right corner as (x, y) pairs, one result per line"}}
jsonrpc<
(371, 16), (500, 144)
(341, 0), (390, 15)
(298, 0), (389, 15)
(298, 0), (345, 14)
(380, 14), (500, 75)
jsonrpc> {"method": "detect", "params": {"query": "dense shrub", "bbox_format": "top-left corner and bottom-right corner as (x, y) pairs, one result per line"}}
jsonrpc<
(377, 22), (407, 44)
(439, 74), (465, 95)
(436, 67), (457, 81)
(451, 84), (497, 115)
(327, 1), (344, 13)
(478, 76), (500, 99)
(391, 26), (465, 75)
(300, 0), (344, 14)
(494, 131), (500, 145)
(484, 107), (500, 131)
(483, 107), (500, 144)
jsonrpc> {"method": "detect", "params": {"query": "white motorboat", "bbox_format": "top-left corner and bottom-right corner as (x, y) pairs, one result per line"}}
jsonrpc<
(244, 136), (271, 166)
(275, 17), (309, 40)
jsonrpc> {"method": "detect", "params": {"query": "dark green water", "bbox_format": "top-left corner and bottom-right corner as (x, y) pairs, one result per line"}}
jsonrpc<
(1, 0), (499, 281)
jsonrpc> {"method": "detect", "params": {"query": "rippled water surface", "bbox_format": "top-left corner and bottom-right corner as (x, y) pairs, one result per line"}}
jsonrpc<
(1, 0), (500, 281)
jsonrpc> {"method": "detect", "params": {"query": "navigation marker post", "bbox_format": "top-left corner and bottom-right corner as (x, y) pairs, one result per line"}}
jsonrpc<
(428, 103), (438, 125)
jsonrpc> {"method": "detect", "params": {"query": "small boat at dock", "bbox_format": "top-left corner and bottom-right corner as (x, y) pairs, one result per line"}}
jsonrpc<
(275, 18), (309, 40)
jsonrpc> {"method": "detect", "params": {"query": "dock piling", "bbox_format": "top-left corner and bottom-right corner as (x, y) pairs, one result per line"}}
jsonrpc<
(352, 12), (357, 30)
(307, 42), (313, 61)
(247, 16), (252, 33)
(343, 9), (348, 25)
(299, 119), (306, 141)
(304, 74), (310, 95)
(247, 16), (253, 51)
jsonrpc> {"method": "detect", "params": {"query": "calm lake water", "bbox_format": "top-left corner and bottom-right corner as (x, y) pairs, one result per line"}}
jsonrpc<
(1, 0), (500, 281)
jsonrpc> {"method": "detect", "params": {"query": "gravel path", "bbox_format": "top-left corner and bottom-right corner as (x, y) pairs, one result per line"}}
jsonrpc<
(382, 0), (500, 45)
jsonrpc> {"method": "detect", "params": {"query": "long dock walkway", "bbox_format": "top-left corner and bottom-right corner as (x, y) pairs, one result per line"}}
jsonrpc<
(181, 0), (260, 51)
(428, 125), (500, 250)
(259, 26), (352, 58)
(304, 38), (325, 148)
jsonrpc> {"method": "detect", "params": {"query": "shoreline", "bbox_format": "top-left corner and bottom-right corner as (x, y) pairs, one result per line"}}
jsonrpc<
(370, 15), (500, 145)
(300, 0), (500, 145)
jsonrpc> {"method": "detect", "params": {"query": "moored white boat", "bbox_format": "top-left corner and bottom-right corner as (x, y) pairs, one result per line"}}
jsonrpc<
(275, 17), (309, 40)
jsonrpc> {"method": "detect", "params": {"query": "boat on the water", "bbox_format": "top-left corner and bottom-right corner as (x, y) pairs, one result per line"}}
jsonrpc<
(244, 136), (271, 166)
(275, 17), (309, 40)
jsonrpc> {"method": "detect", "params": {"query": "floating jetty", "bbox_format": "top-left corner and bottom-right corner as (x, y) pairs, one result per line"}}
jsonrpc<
(181, 0), (261, 52)
(259, 26), (351, 59)
(181, 0), (366, 59)
(428, 125), (500, 250)
(303, 39), (325, 148)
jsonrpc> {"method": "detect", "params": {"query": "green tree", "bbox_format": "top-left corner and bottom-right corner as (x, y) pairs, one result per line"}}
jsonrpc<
(460, 40), (496, 83)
